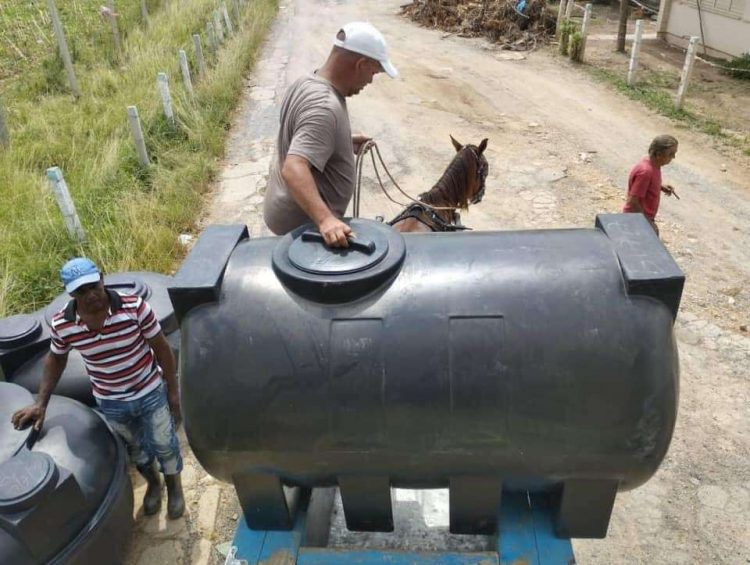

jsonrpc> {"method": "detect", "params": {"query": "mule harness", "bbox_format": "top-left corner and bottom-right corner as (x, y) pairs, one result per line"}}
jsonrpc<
(353, 140), (472, 232)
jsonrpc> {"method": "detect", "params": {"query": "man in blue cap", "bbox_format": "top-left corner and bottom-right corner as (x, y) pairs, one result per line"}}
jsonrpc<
(11, 258), (185, 519)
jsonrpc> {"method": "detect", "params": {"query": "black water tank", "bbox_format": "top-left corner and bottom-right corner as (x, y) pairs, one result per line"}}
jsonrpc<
(0, 382), (133, 564)
(169, 215), (684, 538)
(0, 313), (50, 382)
(7, 272), (180, 406)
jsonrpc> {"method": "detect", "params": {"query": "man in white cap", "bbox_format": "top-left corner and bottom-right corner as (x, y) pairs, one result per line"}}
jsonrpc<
(263, 22), (398, 247)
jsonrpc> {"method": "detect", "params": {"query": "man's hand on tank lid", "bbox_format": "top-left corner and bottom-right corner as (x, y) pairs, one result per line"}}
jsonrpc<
(11, 403), (46, 431)
(318, 215), (353, 248)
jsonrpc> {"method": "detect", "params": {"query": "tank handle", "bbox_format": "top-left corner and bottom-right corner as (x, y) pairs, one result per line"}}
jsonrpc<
(301, 230), (376, 255)
(168, 224), (249, 324)
(596, 213), (684, 320)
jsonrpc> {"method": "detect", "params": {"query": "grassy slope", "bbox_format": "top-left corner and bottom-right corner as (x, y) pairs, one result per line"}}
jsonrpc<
(0, 0), (278, 315)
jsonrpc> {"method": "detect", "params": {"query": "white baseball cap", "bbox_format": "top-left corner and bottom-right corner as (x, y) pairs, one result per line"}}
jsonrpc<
(333, 22), (398, 79)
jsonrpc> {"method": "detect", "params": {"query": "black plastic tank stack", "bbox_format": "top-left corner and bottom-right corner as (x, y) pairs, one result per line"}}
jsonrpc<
(0, 382), (133, 564)
(0, 313), (49, 383)
(168, 214), (685, 539)
(6, 272), (180, 406)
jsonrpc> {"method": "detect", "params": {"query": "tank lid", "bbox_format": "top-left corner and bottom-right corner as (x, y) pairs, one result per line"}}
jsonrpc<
(0, 315), (42, 349)
(273, 219), (406, 303)
(287, 227), (389, 275)
(0, 451), (59, 513)
(102, 274), (150, 300)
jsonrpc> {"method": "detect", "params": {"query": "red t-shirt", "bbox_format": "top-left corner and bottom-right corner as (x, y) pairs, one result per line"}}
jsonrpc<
(623, 157), (662, 220)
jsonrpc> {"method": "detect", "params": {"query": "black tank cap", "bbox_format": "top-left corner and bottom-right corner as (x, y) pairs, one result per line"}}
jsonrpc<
(103, 274), (150, 300)
(0, 451), (59, 513)
(0, 315), (42, 349)
(272, 218), (406, 303)
(288, 227), (390, 275)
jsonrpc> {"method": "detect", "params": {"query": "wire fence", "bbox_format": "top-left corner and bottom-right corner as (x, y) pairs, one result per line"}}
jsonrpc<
(623, 0), (750, 75)
(695, 53), (750, 75)
(628, 0), (659, 15)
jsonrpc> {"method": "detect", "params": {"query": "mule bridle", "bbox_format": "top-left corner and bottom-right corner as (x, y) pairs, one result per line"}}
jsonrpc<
(353, 141), (486, 232)
(468, 145), (488, 205)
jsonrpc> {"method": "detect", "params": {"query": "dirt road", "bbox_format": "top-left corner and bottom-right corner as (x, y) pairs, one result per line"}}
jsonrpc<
(192, 1), (750, 563)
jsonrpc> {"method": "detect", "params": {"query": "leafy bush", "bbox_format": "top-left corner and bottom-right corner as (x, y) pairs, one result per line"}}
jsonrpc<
(559, 20), (575, 56)
(723, 53), (750, 80)
(569, 31), (584, 62)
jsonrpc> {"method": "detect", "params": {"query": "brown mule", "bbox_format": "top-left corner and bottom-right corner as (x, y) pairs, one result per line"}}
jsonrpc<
(389, 136), (489, 232)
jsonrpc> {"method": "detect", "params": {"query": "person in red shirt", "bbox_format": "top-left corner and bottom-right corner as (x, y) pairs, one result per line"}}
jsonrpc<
(623, 134), (679, 235)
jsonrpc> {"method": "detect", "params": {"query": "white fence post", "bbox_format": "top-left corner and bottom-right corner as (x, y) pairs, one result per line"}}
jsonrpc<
(565, 0), (575, 20)
(157, 72), (175, 124)
(0, 98), (8, 148)
(47, 167), (87, 243)
(580, 3), (593, 60)
(108, 0), (122, 57)
(206, 21), (217, 56)
(213, 10), (225, 43)
(627, 19), (644, 86)
(140, 0), (149, 26)
(222, 4), (234, 35)
(232, 0), (241, 27)
(127, 106), (150, 167)
(179, 49), (194, 99)
(675, 36), (699, 110)
(192, 34), (207, 77)
(556, 0), (569, 36)
(47, 0), (81, 98)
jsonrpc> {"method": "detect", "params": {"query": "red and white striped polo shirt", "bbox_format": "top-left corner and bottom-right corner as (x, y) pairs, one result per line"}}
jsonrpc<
(49, 290), (163, 401)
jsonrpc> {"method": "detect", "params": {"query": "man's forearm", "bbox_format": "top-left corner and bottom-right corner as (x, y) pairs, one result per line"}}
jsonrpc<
(160, 359), (178, 393)
(37, 354), (67, 407)
(282, 157), (334, 225)
(626, 196), (644, 213)
(151, 335), (178, 392)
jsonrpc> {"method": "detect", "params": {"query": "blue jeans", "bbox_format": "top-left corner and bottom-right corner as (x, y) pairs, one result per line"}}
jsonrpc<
(96, 382), (183, 475)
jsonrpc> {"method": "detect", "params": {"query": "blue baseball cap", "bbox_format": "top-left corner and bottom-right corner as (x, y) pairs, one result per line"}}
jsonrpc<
(60, 258), (101, 293)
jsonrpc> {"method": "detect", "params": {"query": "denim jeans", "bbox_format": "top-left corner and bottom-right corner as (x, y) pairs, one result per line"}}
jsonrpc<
(96, 382), (183, 475)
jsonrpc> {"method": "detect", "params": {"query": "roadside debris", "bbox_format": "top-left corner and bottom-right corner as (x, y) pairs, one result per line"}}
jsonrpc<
(401, 0), (556, 51)
(178, 233), (195, 247)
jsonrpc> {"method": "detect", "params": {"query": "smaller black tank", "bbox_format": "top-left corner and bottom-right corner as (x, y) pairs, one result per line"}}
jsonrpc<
(5, 272), (179, 406)
(0, 382), (133, 564)
(0, 313), (50, 381)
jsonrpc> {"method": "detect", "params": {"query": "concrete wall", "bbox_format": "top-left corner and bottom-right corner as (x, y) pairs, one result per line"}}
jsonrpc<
(658, 0), (750, 59)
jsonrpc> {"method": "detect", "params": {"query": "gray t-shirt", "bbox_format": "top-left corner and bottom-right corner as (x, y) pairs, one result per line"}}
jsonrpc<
(263, 74), (354, 234)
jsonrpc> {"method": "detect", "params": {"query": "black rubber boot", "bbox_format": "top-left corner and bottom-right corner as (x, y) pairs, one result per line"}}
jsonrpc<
(137, 462), (162, 516)
(165, 473), (185, 519)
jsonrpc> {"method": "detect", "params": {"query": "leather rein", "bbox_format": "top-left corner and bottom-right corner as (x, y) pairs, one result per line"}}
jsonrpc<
(353, 141), (486, 233)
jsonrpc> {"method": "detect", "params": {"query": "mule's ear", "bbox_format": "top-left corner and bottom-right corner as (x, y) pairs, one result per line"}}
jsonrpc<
(450, 135), (462, 152)
(477, 138), (488, 155)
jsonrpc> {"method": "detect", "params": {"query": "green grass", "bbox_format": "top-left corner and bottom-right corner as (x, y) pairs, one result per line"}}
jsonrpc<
(0, 0), (279, 315)
(587, 67), (730, 136)
(0, 0), (163, 83)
